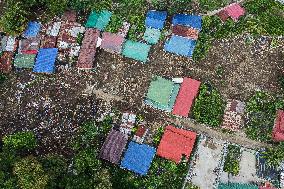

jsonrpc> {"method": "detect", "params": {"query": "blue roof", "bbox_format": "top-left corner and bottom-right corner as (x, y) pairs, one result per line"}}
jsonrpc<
(33, 48), (58, 73)
(164, 35), (196, 57)
(145, 10), (167, 30)
(120, 141), (156, 176)
(172, 14), (202, 30)
(23, 21), (41, 38)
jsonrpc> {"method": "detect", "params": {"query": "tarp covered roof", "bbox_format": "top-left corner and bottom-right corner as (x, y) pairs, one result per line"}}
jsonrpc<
(14, 54), (36, 69)
(120, 141), (156, 176)
(172, 77), (201, 117)
(33, 48), (58, 73)
(23, 21), (41, 38)
(143, 27), (161, 44)
(157, 125), (197, 163)
(145, 10), (167, 30)
(172, 14), (202, 31)
(122, 40), (151, 63)
(164, 35), (196, 57)
(101, 32), (125, 54)
(99, 129), (128, 164)
(85, 10), (112, 30)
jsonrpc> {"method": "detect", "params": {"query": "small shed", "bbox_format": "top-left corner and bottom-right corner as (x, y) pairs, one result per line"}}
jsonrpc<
(172, 14), (202, 31)
(85, 10), (112, 31)
(164, 35), (196, 57)
(99, 129), (128, 164)
(145, 10), (167, 30)
(122, 40), (151, 63)
(23, 21), (41, 38)
(172, 25), (199, 40)
(77, 28), (100, 69)
(172, 77), (201, 117)
(14, 54), (36, 69)
(33, 48), (58, 73)
(272, 110), (284, 141)
(18, 37), (40, 54)
(0, 52), (13, 73)
(157, 125), (197, 163)
(120, 141), (156, 176)
(143, 27), (161, 44)
(101, 32), (125, 54)
(218, 3), (245, 22)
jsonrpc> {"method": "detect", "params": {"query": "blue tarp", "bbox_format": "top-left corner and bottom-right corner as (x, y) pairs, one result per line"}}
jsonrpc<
(164, 35), (196, 57)
(120, 141), (156, 176)
(145, 10), (167, 30)
(172, 14), (202, 30)
(23, 21), (41, 38)
(33, 48), (58, 73)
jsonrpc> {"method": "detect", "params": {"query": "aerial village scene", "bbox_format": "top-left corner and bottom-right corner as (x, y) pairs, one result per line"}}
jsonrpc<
(0, 0), (284, 188)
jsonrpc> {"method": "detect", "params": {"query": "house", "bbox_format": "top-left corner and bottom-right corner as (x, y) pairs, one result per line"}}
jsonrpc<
(157, 125), (197, 163)
(33, 48), (58, 73)
(172, 25), (199, 40)
(145, 10), (167, 30)
(132, 124), (148, 144)
(144, 76), (180, 112)
(18, 37), (40, 54)
(143, 27), (161, 44)
(101, 32), (125, 54)
(120, 141), (156, 176)
(172, 77), (201, 117)
(218, 3), (245, 22)
(164, 35), (197, 57)
(99, 129), (128, 164)
(172, 14), (202, 31)
(221, 99), (245, 131)
(85, 10), (112, 31)
(77, 28), (100, 70)
(0, 52), (13, 73)
(23, 21), (41, 38)
(122, 40), (151, 63)
(14, 54), (36, 69)
(272, 110), (284, 141)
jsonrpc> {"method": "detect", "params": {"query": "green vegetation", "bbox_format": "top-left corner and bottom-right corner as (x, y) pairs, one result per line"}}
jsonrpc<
(245, 92), (284, 142)
(151, 0), (192, 14)
(0, 73), (7, 84)
(223, 145), (241, 176)
(152, 126), (165, 146)
(192, 84), (225, 127)
(199, 0), (230, 12)
(261, 143), (284, 167)
(184, 182), (200, 189)
(3, 131), (37, 151)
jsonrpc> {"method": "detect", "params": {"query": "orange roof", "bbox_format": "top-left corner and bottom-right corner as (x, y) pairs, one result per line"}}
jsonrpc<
(157, 125), (197, 163)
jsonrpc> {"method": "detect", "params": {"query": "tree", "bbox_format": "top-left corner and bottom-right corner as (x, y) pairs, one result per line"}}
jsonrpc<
(13, 156), (49, 189)
(3, 131), (37, 151)
(262, 143), (284, 167)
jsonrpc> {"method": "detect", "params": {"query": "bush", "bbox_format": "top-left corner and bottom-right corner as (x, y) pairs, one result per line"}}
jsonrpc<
(223, 145), (241, 176)
(152, 126), (164, 146)
(0, 73), (7, 84)
(105, 14), (123, 33)
(261, 143), (284, 167)
(199, 0), (230, 12)
(151, 0), (192, 14)
(3, 131), (37, 151)
(192, 84), (225, 127)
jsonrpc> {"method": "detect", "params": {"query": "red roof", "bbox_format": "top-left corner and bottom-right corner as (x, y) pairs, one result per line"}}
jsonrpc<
(172, 25), (199, 40)
(101, 32), (125, 54)
(217, 10), (230, 22)
(272, 110), (284, 141)
(135, 125), (147, 137)
(224, 3), (245, 21)
(172, 78), (201, 117)
(157, 125), (197, 163)
(0, 52), (13, 73)
(77, 28), (100, 69)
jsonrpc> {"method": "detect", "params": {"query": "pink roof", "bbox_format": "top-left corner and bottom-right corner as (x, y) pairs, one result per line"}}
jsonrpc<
(157, 125), (197, 163)
(172, 78), (201, 117)
(225, 3), (245, 21)
(101, 32), (125, 54)
(272, 110), (284, 141)
(77, 29), (100, 69)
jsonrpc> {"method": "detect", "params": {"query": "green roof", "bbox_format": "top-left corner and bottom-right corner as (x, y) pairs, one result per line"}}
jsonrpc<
(143, 27), (161, 44)
(145, 76), (177, 111)
(14, 54), (36, 68)
(218, 183), (258, 189)
(122, 40), (151, 63)
(85, 10), (112, 30)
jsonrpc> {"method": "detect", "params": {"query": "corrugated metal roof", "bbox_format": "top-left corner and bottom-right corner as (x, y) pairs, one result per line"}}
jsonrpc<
(120, 141), (156, 176)
(145, 11), (167, 30)
(85, 11), (99, 28)
(157, 125), (196, 163)
(172, 77), (201, 117)
(33, 48), (58, 73)
(23, 21), (41, 38)
(14, 54), (36, 69)
(146, 10), (167, 21)
(101, 32), (125, 54)
(122, 40), (151, 63)
(143, 27), (161, 44)
(172, 25), (199, 40)
(172, 14), (202, 31)
(164, 35), (196, 57)
(225, 3), (245, 21)
(0, 52), (13, 73)
(85, 10), (112, 30)
(217, 10), (230, 22)
(77, 28), (100, 69)
(46, 21), (62, 37)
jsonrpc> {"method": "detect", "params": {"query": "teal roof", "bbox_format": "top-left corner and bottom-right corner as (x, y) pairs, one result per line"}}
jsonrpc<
(122, 40), (151, 63)
(143, 27), (161, 44)
(145, 76), (178, 111)
(85, 10), (112, 30)
(14, 54), (36, 68)
(218, 183), (258, 189)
